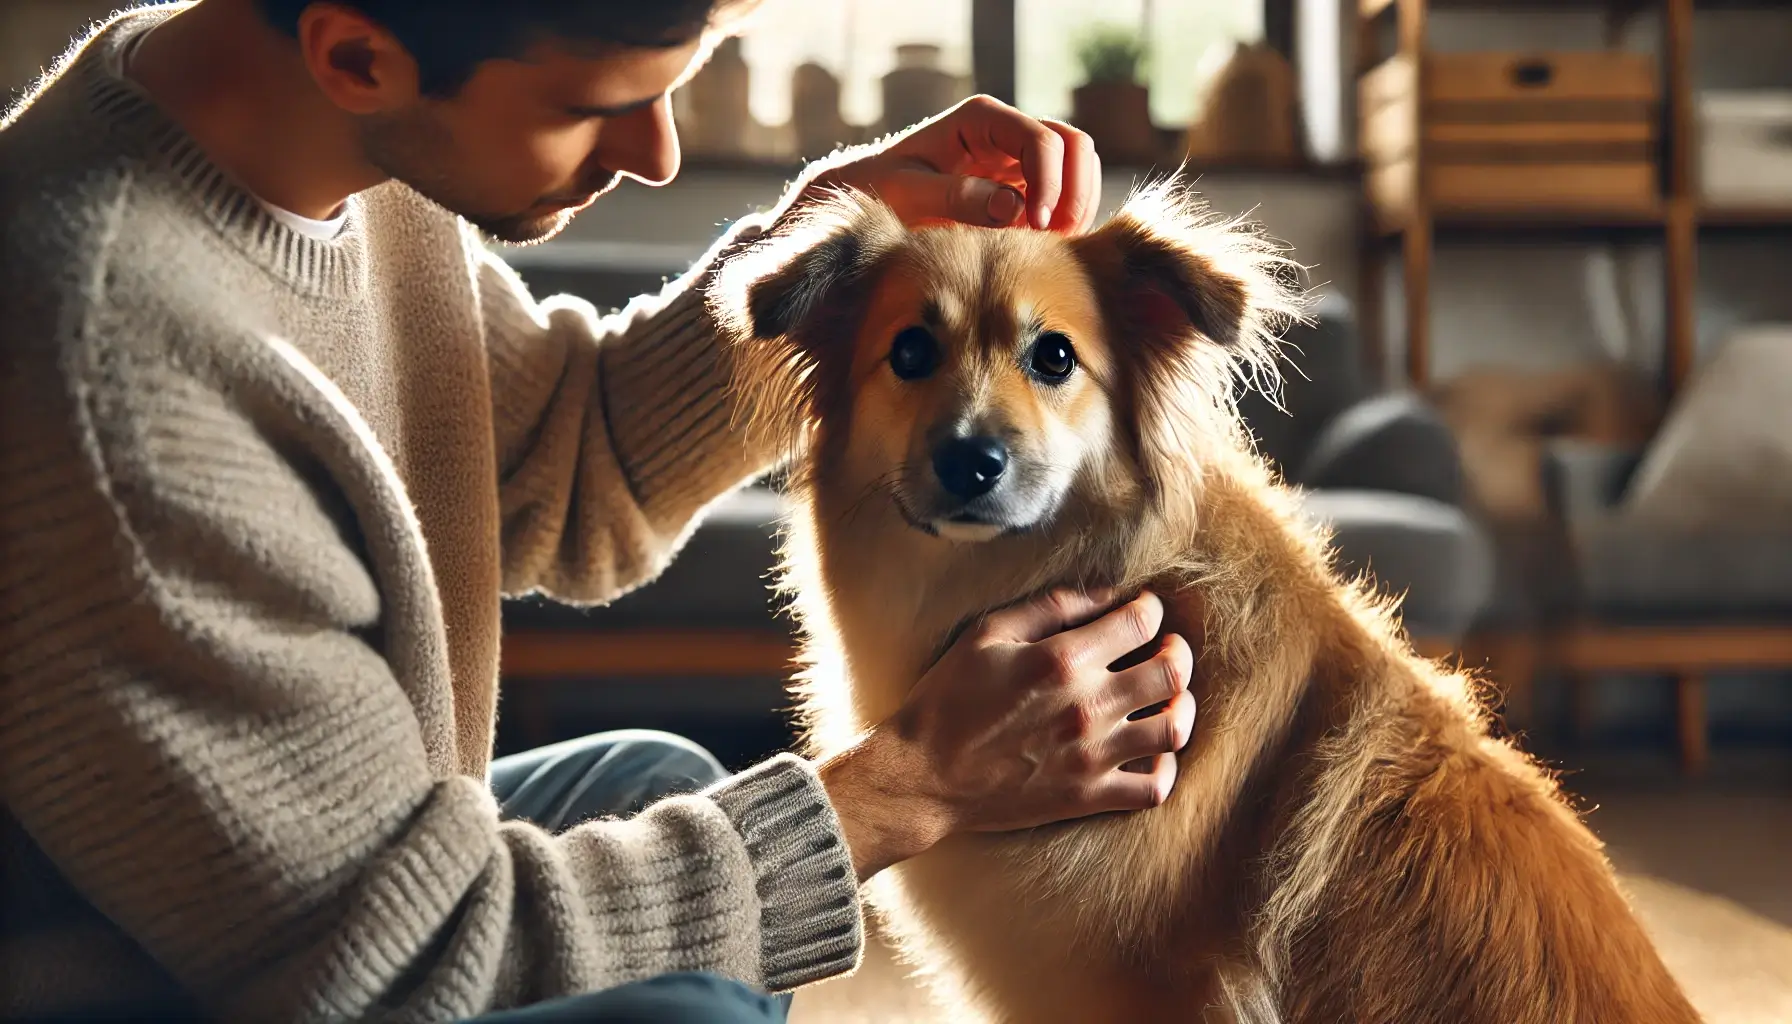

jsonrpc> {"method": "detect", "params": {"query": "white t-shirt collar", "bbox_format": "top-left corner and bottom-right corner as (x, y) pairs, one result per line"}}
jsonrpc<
(121, 24), (349, 242)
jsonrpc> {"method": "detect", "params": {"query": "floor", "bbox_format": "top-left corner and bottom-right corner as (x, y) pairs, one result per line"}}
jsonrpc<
(1572, 777), (1792, 928)
(792, 758), (1792, 1023)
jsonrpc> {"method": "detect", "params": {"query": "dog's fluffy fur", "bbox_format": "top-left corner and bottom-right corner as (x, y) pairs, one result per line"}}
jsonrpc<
(712, 180), (1699, 1023)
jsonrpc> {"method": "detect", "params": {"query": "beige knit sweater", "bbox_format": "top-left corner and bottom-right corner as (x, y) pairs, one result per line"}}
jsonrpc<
(0, 8), (860, 1020)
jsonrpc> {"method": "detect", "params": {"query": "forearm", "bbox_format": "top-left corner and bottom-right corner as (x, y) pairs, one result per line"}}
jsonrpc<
(485, 214), (778, 604)
(815, 730), (953, 884)
(488, 151), (894, 602)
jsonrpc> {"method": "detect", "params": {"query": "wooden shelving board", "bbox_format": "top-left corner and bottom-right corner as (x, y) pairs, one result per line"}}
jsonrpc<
(1698, 204), (1792, 226)
(1370, 205), (1669, 237)
(503, 629), (797, 680)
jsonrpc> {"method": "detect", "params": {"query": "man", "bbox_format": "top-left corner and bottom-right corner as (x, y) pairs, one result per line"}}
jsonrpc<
(0, 1), (1199, 1020)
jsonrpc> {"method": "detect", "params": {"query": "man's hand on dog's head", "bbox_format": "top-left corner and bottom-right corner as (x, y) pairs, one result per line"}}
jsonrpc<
(803, 94), (1102, 235)
(817, 589), (1196, 883)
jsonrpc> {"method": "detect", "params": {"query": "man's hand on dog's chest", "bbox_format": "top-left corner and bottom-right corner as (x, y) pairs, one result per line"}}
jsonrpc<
(818, 588), (1196, 881)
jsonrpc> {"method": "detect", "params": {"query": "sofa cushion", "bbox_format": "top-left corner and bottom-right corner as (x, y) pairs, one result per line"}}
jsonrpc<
(508, 486), (1498, 647)
(1294, 391), (1465, 506)
(1235, 293), (1367, 474)
(504, 488), (788, 632)
(1624, 325), (1792, 531)
(1298, 490), (1496, 643)
(1571, 517), (1792, 623)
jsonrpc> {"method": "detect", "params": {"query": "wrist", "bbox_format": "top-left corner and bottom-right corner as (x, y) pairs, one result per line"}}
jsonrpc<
(816, 727), (952, 882)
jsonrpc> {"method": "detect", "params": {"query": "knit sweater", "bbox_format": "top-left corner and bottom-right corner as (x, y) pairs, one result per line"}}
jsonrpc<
(0, 8), (860, 1020)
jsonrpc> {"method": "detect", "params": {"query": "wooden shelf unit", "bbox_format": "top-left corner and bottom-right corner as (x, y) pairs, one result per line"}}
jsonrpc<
(1356, 0), (1792, 774)
(1357, 0), (1792, 396)
(1356, 0), (1697, 394)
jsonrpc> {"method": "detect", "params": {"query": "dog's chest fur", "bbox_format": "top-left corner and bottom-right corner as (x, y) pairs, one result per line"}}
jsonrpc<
(784, 493), (1277, 1022)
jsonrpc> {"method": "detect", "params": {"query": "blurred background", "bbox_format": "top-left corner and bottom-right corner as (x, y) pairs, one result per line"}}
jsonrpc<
(5, 0), (1789, 1014)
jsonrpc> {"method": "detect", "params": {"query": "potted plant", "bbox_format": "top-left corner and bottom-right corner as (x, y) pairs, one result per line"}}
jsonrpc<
(1071, 24), (1160, 166)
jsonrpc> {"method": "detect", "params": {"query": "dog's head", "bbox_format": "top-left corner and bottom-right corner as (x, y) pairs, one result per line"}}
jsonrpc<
(714, 179), (1303, 544)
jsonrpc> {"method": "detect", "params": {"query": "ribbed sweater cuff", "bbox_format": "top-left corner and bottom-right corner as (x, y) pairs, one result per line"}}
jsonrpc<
(599, 216), (775, 532)
(705, 754), (862, 990)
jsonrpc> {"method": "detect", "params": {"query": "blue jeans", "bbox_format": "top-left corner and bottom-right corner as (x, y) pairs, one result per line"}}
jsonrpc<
(459, 731), (790, 1024)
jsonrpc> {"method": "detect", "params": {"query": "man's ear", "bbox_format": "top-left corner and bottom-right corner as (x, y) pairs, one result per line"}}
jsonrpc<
(710, 189), (906, 454)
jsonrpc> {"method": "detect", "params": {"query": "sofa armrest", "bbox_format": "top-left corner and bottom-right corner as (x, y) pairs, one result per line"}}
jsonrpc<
(1541, 439), (1643, 523)
(1292, 391), (1465, 507)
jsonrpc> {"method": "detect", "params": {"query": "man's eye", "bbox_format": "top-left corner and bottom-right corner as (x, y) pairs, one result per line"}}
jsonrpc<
(890, 326), (939, 380)
(1029, 332), (1076, 383)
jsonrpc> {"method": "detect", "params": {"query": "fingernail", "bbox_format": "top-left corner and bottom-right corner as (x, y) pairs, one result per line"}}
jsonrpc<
(986, 186), (1023, 225)
(1033, 202), (1053, 230)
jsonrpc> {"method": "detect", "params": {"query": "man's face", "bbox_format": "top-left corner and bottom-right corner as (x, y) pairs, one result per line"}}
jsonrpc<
(357, 38), (700, 244)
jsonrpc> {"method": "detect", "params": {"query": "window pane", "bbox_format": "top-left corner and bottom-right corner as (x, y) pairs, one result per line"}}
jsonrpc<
(1016, 0), (1265, 127)
(678, 0), (973, 160)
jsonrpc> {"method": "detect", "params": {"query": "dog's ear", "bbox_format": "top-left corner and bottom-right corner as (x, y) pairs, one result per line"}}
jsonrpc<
(711, 189), (906, 456)
(1071, 179), (1306, 492)
(1071, 183), (1282, 353)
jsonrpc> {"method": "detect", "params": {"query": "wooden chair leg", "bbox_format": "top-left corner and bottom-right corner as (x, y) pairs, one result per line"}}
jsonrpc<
(1675, 671), (1708, 777)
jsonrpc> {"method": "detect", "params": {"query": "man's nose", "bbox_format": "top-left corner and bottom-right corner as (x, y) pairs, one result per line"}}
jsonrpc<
(597, 94), (681, 187)
(932, 437), (1008, 500)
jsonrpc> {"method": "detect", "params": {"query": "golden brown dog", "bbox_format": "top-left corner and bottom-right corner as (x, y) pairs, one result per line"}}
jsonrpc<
(712, 180), (1699, 1023)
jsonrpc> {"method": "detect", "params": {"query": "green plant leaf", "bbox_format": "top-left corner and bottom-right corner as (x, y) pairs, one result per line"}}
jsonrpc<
(1074, 23), (1148, 85)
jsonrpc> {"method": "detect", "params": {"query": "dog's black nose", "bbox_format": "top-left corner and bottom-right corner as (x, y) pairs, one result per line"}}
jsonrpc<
(932, 437), (1008, 500)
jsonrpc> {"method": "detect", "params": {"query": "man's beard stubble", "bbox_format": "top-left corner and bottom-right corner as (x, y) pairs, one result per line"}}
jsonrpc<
(358, 110), (618, 246)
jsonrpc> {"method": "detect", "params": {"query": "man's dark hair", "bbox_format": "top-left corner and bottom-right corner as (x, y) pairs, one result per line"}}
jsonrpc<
(258, 1), (747, 97)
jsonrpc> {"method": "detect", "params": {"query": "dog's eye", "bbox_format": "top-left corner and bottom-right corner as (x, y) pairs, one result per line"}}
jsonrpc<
(1029, 332), (1076, 383)
(889, 326), (939, 381)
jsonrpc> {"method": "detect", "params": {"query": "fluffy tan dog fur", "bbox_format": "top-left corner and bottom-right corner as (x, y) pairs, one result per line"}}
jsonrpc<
(711, 180), (1699, 1023)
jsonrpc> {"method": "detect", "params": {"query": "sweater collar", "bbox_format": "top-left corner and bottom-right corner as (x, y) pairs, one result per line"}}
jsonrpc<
(79, 5), (368, 298)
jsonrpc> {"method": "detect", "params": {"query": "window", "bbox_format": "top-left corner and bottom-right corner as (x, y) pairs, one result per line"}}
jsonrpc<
(677, 0), (973, 160)
(1016, 0), (1266, 129)
(676, 0), (1277, 164)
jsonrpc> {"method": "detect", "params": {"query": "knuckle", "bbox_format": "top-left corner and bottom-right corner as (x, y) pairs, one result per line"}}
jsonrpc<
(1045, 587), (1079, 620)
(1123, 601), (1156, 646)
(970, 613), (1000, 641)
(1162, 712), (1184, 751)
(1156, 651), (1184, 698)
(1125, 776), (1159, 810)
(1161, 642), (1192, 692)
(1069, 743), (1101, 775)
(1062, 703), (1097, 742)
(1042, 641), (1082, 685)
(1069, 778), (1103, 812)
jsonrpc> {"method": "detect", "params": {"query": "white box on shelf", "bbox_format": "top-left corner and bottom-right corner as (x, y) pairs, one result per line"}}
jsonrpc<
(1698, 91), (1792, 206)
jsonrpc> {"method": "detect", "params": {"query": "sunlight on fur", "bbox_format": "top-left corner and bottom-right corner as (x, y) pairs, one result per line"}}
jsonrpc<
(712, 177), (1699, 1023)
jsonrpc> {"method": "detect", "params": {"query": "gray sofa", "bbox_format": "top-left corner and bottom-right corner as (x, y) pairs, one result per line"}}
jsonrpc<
(1236, 295), (1494, 644)
(1545, 441), (1792, 625)
(505, 296), (1495, 651)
